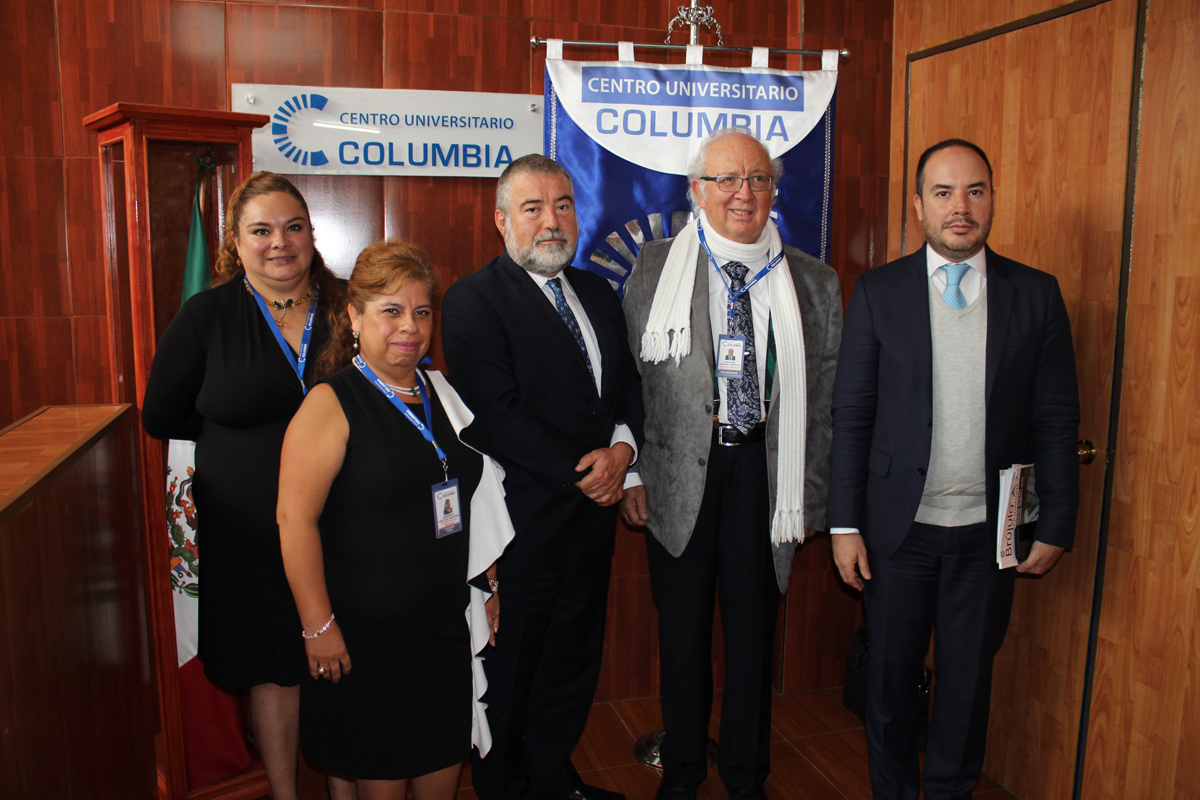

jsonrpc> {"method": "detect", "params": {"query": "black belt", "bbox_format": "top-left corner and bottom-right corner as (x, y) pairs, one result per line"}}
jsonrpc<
(712, 420), (766, 446)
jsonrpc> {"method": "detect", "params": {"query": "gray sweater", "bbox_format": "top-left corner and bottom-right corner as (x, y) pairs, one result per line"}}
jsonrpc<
(914, 280), (988, 527)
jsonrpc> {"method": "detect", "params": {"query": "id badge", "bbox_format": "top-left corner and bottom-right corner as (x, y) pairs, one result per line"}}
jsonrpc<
(433, 478), (463, 537)
(715, 335), (747, 379)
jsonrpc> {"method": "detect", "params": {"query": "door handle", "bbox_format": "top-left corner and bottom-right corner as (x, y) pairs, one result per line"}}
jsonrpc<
(1078, 439), (1097, 465)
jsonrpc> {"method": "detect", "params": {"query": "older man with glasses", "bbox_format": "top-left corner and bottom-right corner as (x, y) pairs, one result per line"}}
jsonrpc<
(620, 128), (842, 800)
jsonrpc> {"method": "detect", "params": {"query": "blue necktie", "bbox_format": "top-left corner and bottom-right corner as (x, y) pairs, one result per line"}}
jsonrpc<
(546, 277), (595, 382)
(942, 263), (970, 310)
(723, 262), (761, 432)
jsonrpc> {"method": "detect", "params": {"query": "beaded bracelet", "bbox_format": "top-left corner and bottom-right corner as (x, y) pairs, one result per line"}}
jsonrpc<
(302, 613), (335, 640)
(488, 578), (499, 594)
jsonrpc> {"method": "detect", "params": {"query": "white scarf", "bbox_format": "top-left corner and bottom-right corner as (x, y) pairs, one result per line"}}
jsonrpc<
(640, 211), (809, 545)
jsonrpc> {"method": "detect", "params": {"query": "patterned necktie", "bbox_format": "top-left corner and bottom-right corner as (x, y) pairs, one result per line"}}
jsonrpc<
(723, 261), (761, 432)
(546, 277), (595, 382)
(942, 263), (970, 310)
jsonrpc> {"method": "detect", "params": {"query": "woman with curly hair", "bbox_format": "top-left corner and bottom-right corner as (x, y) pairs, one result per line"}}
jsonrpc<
(143, 172), (352, 799)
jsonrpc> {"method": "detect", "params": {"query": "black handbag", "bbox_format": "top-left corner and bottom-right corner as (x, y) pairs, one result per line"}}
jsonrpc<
(842, 627), (932, 751)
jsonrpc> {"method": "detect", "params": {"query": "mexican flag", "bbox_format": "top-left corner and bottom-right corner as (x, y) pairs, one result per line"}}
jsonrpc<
(168, 172), (258, 790)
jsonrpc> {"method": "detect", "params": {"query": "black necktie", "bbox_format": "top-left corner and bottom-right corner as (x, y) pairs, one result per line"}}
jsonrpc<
(547, 277), (595, 382)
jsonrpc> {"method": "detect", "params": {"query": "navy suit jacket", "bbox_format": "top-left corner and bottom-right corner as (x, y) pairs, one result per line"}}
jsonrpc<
(827, 244), (1080, 559)
(441, 251), (645, 574)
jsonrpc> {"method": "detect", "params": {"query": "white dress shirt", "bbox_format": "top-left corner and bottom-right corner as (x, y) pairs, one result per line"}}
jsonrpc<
(830, 247), (989, 536)
(523, 269), (638, 460)
(926, 247), (987, 305)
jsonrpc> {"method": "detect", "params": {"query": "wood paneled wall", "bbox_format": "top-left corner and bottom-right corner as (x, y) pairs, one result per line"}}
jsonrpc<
(1084, 0), (1200, 796)
(885, 0), (1073, 261)
(780, 0), (893, 694)
(0, 0), (893, 707)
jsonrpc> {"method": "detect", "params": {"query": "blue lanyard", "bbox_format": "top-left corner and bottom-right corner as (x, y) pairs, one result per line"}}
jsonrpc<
(352, 355), (449, 480)
(697, 222), (785, 323)
(244, 278), (317, 394)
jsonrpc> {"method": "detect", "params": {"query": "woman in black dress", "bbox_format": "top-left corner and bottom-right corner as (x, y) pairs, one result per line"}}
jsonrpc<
(142, 172), (352, 800)
(277, 239), (510, 800)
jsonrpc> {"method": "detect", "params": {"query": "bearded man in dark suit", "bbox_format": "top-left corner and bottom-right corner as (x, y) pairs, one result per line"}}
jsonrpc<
(828, 139), (1080, 800)
(442, 154), (644, 800)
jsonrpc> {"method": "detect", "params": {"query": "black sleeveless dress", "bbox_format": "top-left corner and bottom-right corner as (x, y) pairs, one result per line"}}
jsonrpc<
(300, 366), (483, 779)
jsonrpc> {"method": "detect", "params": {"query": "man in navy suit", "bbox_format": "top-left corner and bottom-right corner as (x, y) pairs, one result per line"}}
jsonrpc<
(827, 139), (1080, 800)
(442, 155), (644, 800)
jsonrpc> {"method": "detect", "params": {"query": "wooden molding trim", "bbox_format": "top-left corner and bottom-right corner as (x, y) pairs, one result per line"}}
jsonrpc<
(1071, 0), (1150, 795)
(84, 103), (269, 133)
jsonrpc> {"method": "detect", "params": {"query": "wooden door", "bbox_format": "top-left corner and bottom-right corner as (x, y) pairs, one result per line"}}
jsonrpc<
(899, 1), (1137, 797)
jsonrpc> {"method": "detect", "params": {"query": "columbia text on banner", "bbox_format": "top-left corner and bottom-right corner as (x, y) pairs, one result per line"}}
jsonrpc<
(544, 58), (837, 294)
(232, 84), (542, 177)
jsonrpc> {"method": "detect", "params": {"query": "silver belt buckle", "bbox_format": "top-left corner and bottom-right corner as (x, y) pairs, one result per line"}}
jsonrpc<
(715, 423), (741, 446)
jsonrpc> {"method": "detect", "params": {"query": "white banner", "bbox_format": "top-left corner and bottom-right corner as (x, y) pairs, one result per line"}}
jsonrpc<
(545, 60), (837, 175)
(232, 84), (543, 177)
(545, 56), (838, 291)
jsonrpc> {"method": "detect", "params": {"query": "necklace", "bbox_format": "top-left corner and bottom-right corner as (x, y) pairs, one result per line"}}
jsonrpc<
(244, 281), (313, 327)
(384, 382), (421, 397)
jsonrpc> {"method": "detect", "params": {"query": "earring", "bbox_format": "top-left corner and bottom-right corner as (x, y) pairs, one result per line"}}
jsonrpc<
(352, 331), (359, 351)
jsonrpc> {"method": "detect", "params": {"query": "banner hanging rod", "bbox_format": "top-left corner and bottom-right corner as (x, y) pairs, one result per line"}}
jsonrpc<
(530, 38), (849, 59)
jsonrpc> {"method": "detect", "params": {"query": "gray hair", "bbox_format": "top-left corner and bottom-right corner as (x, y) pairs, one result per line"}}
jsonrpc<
(495, 154), (574, 215)
(685, 127), (783, 212)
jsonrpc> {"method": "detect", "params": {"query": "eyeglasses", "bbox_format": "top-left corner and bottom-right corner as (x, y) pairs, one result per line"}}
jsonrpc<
(700, 175), (774, 193)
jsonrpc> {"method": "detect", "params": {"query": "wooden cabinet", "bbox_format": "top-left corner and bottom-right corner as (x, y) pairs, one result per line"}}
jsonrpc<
(0, 405), (155, 799)
(81, 104), (271, 800)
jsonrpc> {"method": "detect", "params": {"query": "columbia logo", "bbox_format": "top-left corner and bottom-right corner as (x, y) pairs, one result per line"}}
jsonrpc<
(272, 94), (331, 166)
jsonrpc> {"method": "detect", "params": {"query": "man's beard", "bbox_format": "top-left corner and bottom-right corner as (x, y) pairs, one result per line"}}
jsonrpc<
(505, 221), (578, 276)
(925, 215), (991, 260)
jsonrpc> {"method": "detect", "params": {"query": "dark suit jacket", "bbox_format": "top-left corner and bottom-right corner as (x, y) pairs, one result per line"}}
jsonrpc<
(827, 244), (1080, 559)
(441, 251), (645, 574)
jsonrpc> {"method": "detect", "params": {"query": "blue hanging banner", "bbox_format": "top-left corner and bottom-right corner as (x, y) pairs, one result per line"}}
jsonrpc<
(544, 56), (838, 297)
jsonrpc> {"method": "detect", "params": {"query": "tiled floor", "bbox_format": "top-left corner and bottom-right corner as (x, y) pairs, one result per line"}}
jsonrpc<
(452, 689), (1016, 800)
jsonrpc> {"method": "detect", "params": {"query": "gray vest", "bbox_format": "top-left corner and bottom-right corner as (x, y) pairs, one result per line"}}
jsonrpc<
(914, 279), (988, 527)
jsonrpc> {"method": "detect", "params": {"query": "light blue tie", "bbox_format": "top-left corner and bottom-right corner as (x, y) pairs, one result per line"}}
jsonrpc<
(942, 263), (970, 310)
(546, 277), (595, 382)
